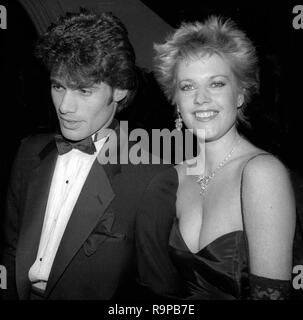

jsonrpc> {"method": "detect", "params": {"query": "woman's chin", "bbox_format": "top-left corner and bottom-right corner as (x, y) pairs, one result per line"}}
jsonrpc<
(192, 127), (215, 142)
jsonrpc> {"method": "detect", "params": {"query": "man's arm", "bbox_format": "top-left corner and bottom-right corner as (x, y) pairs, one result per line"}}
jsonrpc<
(0, 141), (28, 299)
(135, 169), (182, 298)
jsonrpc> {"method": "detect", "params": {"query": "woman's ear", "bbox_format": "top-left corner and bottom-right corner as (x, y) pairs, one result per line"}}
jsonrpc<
(176, 104), (181, 113)
(113, 88), (128, 102)
(237, 92), (245, 108)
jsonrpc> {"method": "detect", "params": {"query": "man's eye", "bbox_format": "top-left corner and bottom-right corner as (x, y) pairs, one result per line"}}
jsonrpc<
(51, 84), (64, 91)
(210, 81), (225, 88)
(78, 88), (92, 96)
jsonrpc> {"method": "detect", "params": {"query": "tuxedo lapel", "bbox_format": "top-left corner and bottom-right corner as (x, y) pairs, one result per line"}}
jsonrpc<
(16, 139), (58, 299)
(45, 156), (119, 297)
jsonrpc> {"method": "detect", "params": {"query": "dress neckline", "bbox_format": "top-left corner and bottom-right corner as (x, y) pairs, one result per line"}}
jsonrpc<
(171, 217), (243, 255)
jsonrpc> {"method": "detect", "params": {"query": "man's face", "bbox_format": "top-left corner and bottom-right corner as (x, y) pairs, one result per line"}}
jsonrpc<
(51, 77), (126, 141)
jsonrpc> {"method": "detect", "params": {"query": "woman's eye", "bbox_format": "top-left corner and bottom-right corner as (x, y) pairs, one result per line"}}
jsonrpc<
(180, 84), (194, 91)
(210, 81), (225, 88)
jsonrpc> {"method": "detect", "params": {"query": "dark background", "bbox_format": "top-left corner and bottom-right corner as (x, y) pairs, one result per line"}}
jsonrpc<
(0, 0), (303, 239)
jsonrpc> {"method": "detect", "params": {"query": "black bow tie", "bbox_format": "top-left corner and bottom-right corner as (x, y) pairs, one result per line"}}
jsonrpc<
(54, 134), (96, 155)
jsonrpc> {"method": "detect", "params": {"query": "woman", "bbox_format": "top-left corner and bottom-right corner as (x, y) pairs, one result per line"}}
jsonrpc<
(136, 16), (296, 299)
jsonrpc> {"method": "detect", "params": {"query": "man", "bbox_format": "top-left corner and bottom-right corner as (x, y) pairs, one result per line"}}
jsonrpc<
(1, 10), (166, 300)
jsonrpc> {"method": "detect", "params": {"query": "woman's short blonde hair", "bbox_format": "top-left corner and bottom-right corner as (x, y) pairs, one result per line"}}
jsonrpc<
(154, 16), (259, 126)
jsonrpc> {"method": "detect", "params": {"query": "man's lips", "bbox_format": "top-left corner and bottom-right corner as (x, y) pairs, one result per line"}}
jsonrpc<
(60, 117), (80, 122)
(59, 117), (82, 128)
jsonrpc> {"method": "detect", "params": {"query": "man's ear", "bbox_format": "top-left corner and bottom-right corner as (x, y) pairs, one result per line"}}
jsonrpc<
(113, 88), (128, 103)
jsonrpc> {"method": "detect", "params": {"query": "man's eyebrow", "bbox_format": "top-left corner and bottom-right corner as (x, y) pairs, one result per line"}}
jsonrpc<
(78, 83), (99, 89)
(50, 78), (63, 85)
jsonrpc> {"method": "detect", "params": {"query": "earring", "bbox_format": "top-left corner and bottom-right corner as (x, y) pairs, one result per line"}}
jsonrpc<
(175, 110), (183, 131)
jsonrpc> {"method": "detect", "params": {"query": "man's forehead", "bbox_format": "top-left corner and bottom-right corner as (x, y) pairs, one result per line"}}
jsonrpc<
(50, 65), (97, 87)
(50, 75), (97, 88)
(50, 76), (66, 84)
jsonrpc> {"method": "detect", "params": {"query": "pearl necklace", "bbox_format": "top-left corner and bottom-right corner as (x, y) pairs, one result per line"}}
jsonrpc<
(196, 137), (241, 195)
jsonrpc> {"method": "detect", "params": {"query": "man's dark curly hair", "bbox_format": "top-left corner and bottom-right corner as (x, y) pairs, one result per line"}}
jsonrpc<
(35, 9), (137, 111)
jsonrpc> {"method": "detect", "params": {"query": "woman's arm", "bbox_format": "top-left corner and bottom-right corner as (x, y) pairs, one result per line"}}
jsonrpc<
(241, 154), (296, 299)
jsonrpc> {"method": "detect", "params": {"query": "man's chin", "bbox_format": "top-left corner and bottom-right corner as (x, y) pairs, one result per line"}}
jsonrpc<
(60, 129), (86, 142)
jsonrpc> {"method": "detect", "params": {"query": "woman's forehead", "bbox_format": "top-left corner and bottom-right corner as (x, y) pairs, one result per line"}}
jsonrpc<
(176, 54), (233, 77)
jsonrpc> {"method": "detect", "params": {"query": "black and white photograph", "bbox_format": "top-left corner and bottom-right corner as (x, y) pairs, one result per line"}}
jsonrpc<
(0, 0), (303, 312)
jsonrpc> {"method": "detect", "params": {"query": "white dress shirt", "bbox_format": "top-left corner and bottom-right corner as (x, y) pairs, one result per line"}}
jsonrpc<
(28, 135), (107, 291)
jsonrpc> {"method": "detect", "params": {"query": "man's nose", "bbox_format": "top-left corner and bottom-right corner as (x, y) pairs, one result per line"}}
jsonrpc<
(194, 87), (211, 105)
(59, 90), (77, 114)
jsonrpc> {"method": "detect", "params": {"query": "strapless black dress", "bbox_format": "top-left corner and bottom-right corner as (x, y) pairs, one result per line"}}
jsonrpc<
(169, 218), (250, 299)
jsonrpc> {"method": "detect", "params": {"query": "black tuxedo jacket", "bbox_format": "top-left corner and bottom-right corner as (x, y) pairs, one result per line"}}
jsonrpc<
(1, 122), (169, 299)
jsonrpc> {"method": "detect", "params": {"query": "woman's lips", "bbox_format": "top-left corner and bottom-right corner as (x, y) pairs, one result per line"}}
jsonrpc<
(194, 110), (219, 122)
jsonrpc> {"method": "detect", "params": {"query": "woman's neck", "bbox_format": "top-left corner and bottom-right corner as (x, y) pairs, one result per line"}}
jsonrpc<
(198, 127), (240, 176)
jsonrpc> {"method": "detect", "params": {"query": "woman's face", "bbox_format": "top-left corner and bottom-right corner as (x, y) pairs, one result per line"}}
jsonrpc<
(174, 53), (243, 141)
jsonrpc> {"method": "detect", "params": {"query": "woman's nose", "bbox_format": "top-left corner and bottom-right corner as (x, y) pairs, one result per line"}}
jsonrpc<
(194, 87), (211, 105)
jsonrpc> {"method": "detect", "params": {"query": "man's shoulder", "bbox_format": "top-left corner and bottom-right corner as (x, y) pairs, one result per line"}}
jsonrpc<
(122, 161), (172, 179)
(119, 160), (173, 192)
(19, 133), (54, 154)
(116, 163), (173, 214)
(13, 133), (55, 165)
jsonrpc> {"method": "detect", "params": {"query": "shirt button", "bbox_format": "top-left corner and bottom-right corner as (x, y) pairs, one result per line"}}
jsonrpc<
(66, 180), (69, 184)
